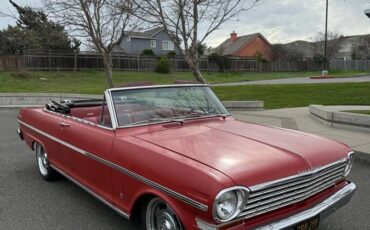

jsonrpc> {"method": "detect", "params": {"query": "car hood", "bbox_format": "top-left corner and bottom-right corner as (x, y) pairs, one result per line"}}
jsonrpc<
(133, 119), (351, 187)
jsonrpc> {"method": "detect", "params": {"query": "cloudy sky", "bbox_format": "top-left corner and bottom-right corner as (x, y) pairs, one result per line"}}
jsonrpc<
(1, 0), (370, 49)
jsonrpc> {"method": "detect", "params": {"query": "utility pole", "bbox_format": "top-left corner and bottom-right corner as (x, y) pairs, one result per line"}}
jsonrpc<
(322, 0), (329, 76)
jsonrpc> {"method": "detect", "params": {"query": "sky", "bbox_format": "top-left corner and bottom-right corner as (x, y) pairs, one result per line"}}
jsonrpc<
(1, 0), (370, 49)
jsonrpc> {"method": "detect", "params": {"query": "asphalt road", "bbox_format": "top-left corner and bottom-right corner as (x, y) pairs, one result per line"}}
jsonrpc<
(1, 108), (369, 230)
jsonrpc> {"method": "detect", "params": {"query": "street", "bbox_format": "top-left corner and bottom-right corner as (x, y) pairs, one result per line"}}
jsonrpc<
(1, 108), (369, 229)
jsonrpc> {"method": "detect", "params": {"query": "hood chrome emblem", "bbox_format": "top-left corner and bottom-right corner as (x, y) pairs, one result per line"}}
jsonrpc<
(298, 165), (322, 175)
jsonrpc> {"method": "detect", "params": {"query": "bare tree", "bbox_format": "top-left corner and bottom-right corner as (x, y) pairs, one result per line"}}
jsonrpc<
(314, 31), (344, 60)
(43, 0), (139, 88)
(134, 0), (260, 83)
(0, 3), (18, 19)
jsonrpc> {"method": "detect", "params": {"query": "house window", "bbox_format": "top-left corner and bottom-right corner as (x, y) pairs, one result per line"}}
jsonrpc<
(162, 40), (174, 51)
(151, 40), (156, 48)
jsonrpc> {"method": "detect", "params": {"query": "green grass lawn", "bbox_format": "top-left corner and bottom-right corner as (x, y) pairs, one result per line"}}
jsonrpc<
(0, 70), (367, 94)
(327, 70), (368, 77)
(342, 110), (370, 115)
(213, 83), (370, 109)
(1, 70), (369, 109)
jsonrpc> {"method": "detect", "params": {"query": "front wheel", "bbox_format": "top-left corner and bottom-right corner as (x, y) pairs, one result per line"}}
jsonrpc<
(35, 143), (58, 181)
(144, 197), (183, 230)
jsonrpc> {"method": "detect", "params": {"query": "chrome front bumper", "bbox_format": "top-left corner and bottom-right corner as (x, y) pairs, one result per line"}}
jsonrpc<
(197, 182), (356, 230)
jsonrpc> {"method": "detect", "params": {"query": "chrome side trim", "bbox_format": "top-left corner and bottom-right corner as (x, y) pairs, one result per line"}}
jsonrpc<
(19, 120), (208, 212)
(50, 164), (130, 219)
(43, 108), (114, 131)
(196, 182), (356, 230)
(19, 120), (88, 155)
(249, 156), (350, 192)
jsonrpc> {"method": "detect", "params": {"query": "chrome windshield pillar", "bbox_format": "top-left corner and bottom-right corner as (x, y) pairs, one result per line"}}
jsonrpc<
(104, 90), (118, 130)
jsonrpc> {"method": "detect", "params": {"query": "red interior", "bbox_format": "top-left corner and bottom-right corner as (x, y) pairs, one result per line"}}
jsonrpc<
(69, 104), (193, 127)
(69, 106), (105, 125)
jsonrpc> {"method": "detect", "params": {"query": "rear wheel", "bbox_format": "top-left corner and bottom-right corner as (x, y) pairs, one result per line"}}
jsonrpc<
(144, 197), (183, 230)
(35, 143), (58, 181)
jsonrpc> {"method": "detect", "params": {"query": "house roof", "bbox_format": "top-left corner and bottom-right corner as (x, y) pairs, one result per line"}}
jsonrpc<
(126, 27), (164, 39)
(278, 40), (316, 58)
(214, 33), (271, 55)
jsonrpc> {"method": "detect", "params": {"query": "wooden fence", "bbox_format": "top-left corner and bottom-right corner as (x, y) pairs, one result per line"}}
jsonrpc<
(2, 53), (359, 72)
(0, 55), (24, 70)
(330, 59), (370, 71)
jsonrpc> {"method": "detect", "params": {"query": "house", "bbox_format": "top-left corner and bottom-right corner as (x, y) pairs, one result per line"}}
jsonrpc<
(334, 35), (370, 60)
(213, 32), (274, 60)
(275, 34), (370, 61)
(119, 27), (181, 55)
(273, 40), (316, 61)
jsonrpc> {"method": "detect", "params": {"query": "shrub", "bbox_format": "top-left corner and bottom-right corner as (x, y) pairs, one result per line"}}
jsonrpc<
(208, 53), (230, 72)
(155, 56), (170, 73)
(142, 49), (155, 56)
(167, 51), (176, 58)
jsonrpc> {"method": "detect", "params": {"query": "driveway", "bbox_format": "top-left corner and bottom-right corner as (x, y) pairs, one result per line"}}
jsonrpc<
(1, 108), (369, 229)
(212, 75), (370, 86)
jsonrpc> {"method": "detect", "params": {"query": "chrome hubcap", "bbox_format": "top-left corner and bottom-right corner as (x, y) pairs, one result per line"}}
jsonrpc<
(146, 198), (181, 230)
(36, 144), (49, 176)
(157, 211), (177, 230)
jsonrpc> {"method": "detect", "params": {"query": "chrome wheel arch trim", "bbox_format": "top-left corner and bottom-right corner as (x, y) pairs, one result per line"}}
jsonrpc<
(18, 120), (209, 212)
(50, 164), (130, 219)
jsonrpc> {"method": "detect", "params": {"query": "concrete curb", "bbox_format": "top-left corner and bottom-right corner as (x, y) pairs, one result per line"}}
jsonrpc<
(310, 73), (369, 79)
(309, 105), (370, 133)
(223, 101), (264, 111)
(0, 93), (264, 111)
(0, 93), (101, 106)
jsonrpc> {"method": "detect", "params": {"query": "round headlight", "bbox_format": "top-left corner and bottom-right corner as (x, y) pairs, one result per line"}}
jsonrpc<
(213, 187), (249, 222)
(216, 191), (238, 220)
(344, 152), (354, 176)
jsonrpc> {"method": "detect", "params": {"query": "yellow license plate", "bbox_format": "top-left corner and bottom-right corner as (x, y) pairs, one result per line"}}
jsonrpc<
(294, 216), (320, 230)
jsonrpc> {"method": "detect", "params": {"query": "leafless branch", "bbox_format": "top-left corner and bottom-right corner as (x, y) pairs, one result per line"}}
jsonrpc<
(42, 0), (142, 87)
(132, 0), (260, 83)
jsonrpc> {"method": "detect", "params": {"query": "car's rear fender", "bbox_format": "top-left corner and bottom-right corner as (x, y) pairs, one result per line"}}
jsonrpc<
(21, 126), (45, 152)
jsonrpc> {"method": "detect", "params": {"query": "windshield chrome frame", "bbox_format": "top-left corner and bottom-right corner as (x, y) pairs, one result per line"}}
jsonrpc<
(104, 84), (231, 129)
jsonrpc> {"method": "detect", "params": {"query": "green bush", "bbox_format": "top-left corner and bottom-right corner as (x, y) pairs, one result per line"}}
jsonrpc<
(155, 57), (170, 73)
(167, 51), (176, 57)
(208, 53), (230, 72)
(142, 49), (155, 56)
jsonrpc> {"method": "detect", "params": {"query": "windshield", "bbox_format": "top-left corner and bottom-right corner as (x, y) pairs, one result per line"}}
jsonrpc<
(110, 86), (229, 127)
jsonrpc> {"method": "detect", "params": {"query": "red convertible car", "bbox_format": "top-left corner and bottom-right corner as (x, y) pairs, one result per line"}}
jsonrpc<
(17, 84), (355, 230)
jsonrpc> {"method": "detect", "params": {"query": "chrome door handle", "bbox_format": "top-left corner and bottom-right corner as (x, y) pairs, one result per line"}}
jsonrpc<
(59, 122), (70, 127)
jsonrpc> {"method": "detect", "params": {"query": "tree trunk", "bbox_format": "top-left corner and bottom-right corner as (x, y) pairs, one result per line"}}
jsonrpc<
(186, 55), (207, 84)
(192, 64), (207, 84)
(102, 52), (114, 88)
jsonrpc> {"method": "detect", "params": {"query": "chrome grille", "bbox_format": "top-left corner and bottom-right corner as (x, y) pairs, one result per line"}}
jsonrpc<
(241, 159), (347, 219)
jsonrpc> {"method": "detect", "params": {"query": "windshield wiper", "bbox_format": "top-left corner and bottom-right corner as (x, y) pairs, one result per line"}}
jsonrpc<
(129, 117), (185, 126)
(183, 113), (231, 120)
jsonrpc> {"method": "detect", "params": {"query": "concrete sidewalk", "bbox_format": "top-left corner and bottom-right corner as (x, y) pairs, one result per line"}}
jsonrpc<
(212, 75), (370, 86)
(231, 107), (370, 154)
